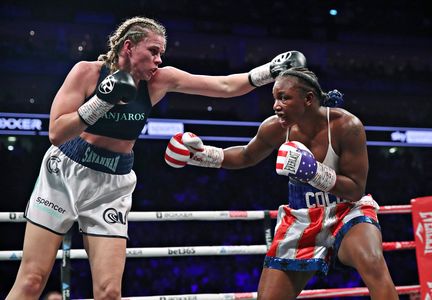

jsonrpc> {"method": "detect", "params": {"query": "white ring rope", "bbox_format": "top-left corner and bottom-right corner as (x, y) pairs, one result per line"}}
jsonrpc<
(0, 240), (415, 261)
(75, 285), (420, 300)
(0, 211), (267, 222)
(0, 205), (412, 223)
(91, 292), (259, 300)
(0, 245), (268, 261)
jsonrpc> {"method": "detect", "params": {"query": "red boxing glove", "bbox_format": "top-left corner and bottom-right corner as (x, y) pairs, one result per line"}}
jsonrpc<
(164, 133), (190, 168)
(182, 132), (224, 168)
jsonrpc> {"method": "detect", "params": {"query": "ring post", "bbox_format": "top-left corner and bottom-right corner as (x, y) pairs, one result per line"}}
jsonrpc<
(61, 230), (72, 300)
(411, 196), (432, 300)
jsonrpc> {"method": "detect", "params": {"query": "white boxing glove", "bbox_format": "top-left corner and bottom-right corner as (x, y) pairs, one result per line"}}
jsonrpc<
(353, 194), (380, 211)
(182, 132), (224, 168)
(164, 133), (191, 168)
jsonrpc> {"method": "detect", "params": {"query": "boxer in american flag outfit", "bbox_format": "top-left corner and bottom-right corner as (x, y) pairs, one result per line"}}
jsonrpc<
(165, 67), (399, 300)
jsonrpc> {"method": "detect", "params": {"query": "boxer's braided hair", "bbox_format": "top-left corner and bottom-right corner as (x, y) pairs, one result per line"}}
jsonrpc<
(279, 67), (344, 107)
(98, 16), (166, 72)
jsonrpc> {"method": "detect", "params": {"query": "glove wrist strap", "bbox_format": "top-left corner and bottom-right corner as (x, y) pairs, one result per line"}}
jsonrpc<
(77, 95), (114, 126)
(189, 146), (224, 168)
(248, 63), (273, 87)
(309, 162), (337, 192)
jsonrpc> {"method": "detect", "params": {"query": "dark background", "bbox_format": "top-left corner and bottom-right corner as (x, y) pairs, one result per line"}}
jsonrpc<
(0, 0), (431, 299)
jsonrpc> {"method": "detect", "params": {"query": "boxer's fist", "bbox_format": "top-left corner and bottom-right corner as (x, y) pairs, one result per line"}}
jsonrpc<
(164, 133), (190, 168)
(276, 141), (336, 192)
(248, 50), (307, 87)
(276, 141), (317, 181)
(97, 70), (137, 104)
(164, 132), (224, 168)
(353, 194), (380, 211)
(78, 70), (137, 126)
(182, 132), (224, 168)
(270, 51), (307, 78)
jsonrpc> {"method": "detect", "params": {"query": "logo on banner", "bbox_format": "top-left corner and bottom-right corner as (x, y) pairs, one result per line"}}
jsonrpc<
(155, 212), (193, 219)
(229, 211), (248, 218)
(415, 211), (432, 255)
(167, 247), (196, 255)
(0, 117), (42, 130)
(159, 296), (197, 300)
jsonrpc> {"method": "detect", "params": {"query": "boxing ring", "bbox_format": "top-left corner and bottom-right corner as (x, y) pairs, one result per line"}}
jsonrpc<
(1, 197), (431, 299)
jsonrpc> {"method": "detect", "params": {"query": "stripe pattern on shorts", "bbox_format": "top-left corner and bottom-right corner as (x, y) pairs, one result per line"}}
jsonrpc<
(264, 195), (380, 275)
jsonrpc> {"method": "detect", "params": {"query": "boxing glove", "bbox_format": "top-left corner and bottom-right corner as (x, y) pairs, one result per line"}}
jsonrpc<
(96, 70), (137, 104)
(164, 132), (224, 168)
(182, 132), (224, 168)
(248, 50), (307, 87)
(353, 194), (380, 211)
(276, 141), (336, 192)
(164, 133), (191, 168)
(78, 70), (137, 125)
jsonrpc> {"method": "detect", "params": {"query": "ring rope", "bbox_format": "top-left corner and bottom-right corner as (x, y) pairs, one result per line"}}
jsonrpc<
(0, 240), (415, 261)
(0, 204), (413, 223)
(298, 285), (420, 298)
(382, 241), (416, 251)
(75, 285), (420, 300)
(377, 204), (412, 214)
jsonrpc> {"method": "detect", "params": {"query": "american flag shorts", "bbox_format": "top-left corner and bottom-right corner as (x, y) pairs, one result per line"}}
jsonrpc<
(264, 195), (380, 275)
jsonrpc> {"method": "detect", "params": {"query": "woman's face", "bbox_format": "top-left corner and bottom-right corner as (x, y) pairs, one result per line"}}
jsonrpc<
(127, 31), (166, 81)
(272, 77), (308, 128)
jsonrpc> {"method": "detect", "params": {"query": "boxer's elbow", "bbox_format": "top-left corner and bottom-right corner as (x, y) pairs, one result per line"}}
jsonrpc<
(48, 130), (63, 146)
(49, 126), (72, 146)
